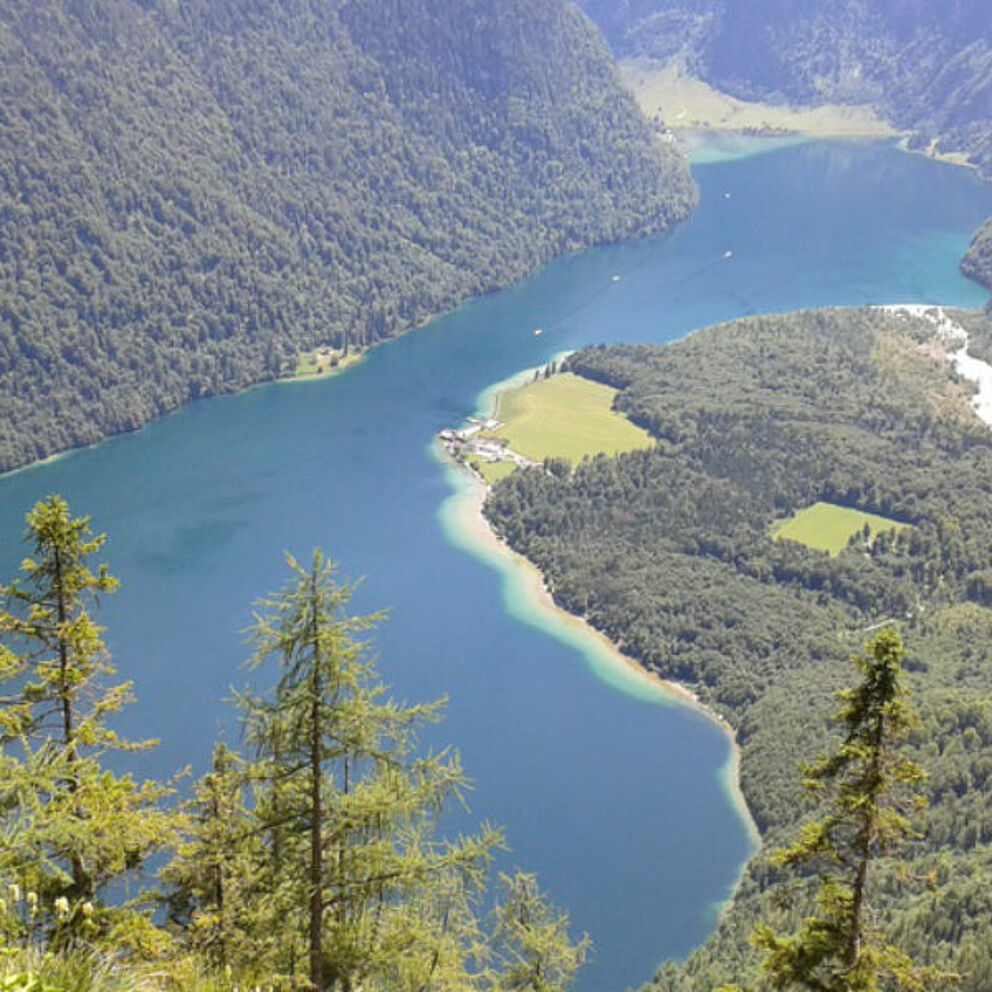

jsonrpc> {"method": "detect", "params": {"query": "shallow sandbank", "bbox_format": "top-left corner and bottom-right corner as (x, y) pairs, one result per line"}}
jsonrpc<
(435, 441), (760, 850)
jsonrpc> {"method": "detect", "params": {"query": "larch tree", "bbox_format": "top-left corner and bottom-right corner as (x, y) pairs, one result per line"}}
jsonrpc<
(161, 742), (265, 974)
(487, 871), (590, 992)
(0, 494), (174, 935)
(753, 628), (952, 991)
(239, 549), (500, 992)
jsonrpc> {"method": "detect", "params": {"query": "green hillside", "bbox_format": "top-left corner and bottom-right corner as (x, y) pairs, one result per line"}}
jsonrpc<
(963, 216), (992, 291)
(0, 0), (696, 472)
(484, 307), (992, 989)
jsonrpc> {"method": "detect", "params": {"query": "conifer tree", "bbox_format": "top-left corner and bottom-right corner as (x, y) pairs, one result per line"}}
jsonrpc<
(240, 550), (500, 992)
(487, 872), (590, 992)
(0, 495), (174, 928)
(161, 743), (264, 973)
(753, 628), (951, 991)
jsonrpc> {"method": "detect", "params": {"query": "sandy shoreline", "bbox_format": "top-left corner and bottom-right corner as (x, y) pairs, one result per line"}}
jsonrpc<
(896, 136), (978, 173)
(436, 444), (761, 851)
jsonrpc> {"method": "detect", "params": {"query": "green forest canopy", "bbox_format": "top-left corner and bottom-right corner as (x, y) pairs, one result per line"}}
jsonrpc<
(963, 216), (992, 291)
(483, 306), (992, 990)
(0, 0), (695, 474)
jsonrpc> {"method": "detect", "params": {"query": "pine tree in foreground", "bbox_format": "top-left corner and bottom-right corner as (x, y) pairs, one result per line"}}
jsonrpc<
(487, 871), (590, 992)
(237, 550), (501, 991)
(161, 742), (263, 974)
(751, 628), (954, 991)
(0, 499), (588, 990)
(0, 495), (175, 946)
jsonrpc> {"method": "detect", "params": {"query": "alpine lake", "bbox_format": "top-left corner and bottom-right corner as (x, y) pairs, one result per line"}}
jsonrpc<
(2, 136), (992, 991)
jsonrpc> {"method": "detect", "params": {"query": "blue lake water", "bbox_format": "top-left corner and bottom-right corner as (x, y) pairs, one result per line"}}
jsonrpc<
(1, 138), (991, 991)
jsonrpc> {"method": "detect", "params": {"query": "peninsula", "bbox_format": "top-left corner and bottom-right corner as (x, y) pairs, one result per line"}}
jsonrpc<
(479, 306), (992, 990)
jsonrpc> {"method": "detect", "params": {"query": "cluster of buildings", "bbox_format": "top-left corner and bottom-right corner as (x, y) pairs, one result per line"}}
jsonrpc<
(438, 417), (537, 474)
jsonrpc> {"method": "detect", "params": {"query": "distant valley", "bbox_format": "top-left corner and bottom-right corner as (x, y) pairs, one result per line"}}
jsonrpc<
(577, 0), (992, 290)
(578, 0), (992, 176)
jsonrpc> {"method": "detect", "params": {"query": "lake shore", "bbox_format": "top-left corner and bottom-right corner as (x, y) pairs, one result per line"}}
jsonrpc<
(622, 60), (984, 175)
(896, 136), (979, 173)
(437, 447), (761, 852)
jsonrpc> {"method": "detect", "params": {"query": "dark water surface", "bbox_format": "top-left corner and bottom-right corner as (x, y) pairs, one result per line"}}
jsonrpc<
(1, 139), (991, 990)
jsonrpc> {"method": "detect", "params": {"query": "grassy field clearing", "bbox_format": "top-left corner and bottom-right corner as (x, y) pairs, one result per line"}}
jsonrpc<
(469, 457), (518, 484)
(620, 59), (899, 138)
(293, 347), (364, 378)
(772, 501), (910, 556)
(483, 372), (654, 464)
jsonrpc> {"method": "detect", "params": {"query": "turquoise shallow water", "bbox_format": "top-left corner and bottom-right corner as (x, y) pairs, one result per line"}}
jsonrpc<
(1, 139), (991, 990)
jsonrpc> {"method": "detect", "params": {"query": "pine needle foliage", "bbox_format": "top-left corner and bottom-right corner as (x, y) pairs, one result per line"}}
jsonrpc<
(159, 744), (262, 974)
(487, 872), (590, 992)
(752, 629), (953, 991)
(0, 505), (588, 992)
(237, 549), (502, 992)
(0, 495), (175, 939)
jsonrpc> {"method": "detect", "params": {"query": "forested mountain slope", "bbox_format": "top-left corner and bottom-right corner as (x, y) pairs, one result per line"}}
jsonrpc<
(0, 0), (695, 472)
(963, 217), (992, 290)
(578, 0), (992, 178)
(484, 309), (992, 989)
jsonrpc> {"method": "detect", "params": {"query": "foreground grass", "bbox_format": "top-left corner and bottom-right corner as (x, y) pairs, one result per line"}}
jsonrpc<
(483, 372), (654, 464)
(773, 501), (910, 555)
(0, 949), (236, 992)
(1, 951), (152, 992)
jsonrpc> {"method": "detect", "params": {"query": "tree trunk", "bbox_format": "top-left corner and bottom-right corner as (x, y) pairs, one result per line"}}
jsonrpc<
(846, 855), (868, 968)
(53, 547), (88, 898)
(846, 708), (885, 969)
(309, 573), (325, 991)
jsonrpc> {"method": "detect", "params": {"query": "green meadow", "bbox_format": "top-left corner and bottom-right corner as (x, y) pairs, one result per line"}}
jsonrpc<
(469, 456), (518, 484)
(772, 501), (909, 556)
(482, 372), (654, 468)
(292, 347), (364, 378)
